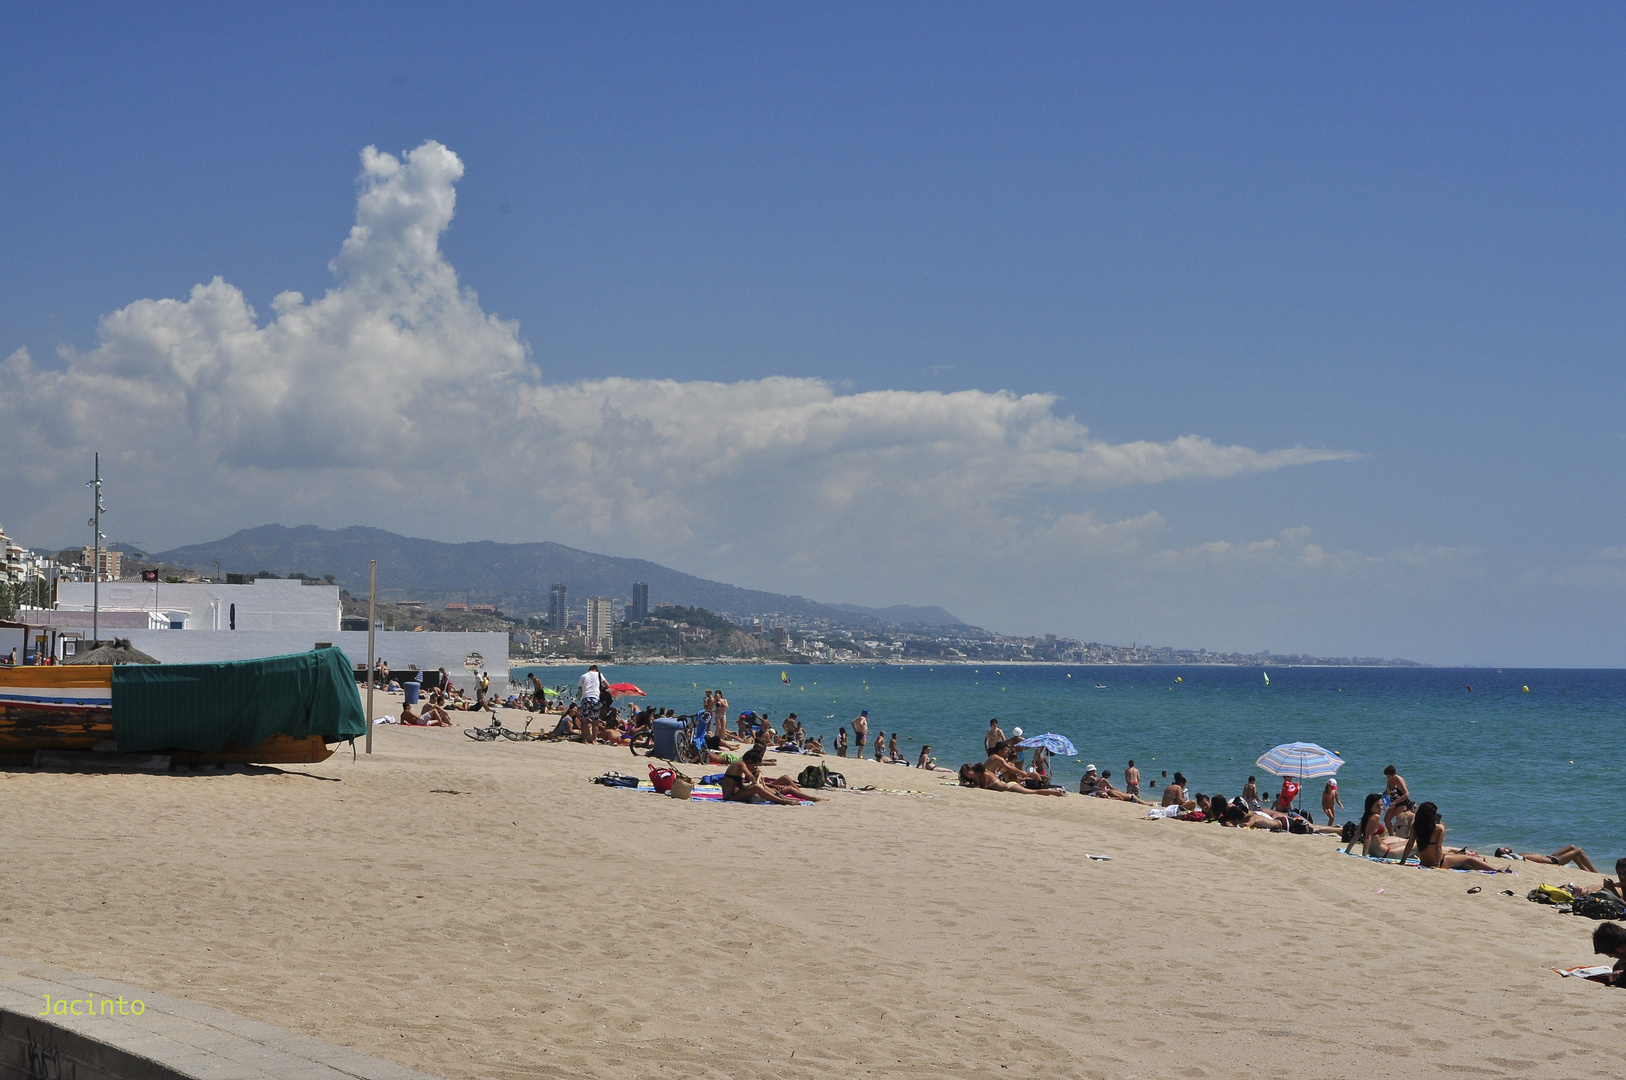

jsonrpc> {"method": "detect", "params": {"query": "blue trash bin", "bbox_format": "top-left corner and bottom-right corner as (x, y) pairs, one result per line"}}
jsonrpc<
(652, 717), (684, 759)
(403, 681), (421, 705)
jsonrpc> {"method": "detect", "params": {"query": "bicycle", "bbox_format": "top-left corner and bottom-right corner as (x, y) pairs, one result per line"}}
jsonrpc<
(464, 718), (507, 741)
(498, 718), (546, 742)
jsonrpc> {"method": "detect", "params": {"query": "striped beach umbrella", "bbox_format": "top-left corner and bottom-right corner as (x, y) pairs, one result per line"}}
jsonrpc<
(1255, 742), (1344, 780)
(1016, 733), (1078, 757)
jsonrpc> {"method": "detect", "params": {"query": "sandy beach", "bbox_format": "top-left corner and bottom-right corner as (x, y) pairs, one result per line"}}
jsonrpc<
(2, 702), (1617, 1079)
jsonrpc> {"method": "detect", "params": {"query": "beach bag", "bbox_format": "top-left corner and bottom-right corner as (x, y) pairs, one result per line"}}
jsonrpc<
(825, 772), (847, 789)
(648, 765), (676, 793)
(1529, 884), (1574, 905)
(1288, 816), (1312, 834)
(1571, 894), (1626, 921)
(797, 764), (829, 789)
(1339, 821), (1359, 844)
(590, 772), (639, 788)
(669, 771), (695, 800)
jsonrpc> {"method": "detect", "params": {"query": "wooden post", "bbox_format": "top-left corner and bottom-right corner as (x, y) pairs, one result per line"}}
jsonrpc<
(365, 559), (377, 755)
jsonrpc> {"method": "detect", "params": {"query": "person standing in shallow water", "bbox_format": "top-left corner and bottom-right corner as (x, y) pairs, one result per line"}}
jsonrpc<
(984, 718), (1005, 754)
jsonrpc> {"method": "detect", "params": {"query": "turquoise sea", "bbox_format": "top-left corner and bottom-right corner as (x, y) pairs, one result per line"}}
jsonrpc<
(514, 662), (1624, 866)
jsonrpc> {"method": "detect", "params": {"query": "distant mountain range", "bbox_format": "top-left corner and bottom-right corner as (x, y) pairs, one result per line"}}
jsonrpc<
(147, 525), (967, 630)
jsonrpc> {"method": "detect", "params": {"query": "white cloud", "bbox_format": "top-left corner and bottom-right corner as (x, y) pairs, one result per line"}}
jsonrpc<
(0, 140), (1363, 620)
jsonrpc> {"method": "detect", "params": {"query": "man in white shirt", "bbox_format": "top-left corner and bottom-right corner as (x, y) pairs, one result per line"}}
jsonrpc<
(578, 664), (605, 744)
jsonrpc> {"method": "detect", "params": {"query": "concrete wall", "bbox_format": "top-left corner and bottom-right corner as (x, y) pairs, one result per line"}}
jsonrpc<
(93, 630), (510, 695)
(0, 954), (442, 1080)
(55, 579), (341, 633)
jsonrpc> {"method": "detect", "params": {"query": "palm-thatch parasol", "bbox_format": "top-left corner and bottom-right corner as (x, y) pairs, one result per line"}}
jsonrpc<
(64, 638), (161, 665)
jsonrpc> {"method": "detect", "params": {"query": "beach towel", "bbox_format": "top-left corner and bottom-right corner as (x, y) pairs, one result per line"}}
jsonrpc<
(1146, 805), (1183, 819)
(1554, 965), (1615, 980)
(632, 781), (809, 804)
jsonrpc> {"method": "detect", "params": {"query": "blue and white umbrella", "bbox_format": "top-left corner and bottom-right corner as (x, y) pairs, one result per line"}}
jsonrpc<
(1016, 733), (1078, 757)
(1255, 742), (1344, 780)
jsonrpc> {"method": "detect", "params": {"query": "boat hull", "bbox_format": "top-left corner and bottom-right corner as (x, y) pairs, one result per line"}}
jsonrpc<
(0, 666), (337, 765)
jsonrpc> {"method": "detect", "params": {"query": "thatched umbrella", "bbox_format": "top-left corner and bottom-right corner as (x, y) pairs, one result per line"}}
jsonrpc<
(65, 638), (160, 665)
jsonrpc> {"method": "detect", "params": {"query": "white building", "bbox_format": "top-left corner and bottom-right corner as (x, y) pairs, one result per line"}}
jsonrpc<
(23, 577), (507, 693)
(54, 577), (340, 632)
(585, 596), (615, 653)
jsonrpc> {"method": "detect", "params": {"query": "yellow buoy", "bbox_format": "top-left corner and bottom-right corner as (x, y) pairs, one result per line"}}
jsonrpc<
(1523, 686), (1530, 692)
(1176, 676), (1182, 682)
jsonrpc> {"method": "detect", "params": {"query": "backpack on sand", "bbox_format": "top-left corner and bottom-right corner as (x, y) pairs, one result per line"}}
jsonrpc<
(797, 764), (830, 789)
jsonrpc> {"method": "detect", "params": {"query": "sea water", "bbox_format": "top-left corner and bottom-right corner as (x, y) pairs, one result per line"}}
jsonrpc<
(513, 662), (1625, 865)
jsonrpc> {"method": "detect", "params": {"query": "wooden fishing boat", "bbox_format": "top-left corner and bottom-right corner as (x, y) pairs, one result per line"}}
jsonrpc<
(0, 648), (364, 766)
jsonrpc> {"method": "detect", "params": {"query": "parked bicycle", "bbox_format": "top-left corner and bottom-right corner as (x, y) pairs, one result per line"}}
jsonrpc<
(463, 718), (508, 741)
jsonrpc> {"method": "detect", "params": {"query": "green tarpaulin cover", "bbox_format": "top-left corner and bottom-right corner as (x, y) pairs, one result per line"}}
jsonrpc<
(111, 647), (367, 753)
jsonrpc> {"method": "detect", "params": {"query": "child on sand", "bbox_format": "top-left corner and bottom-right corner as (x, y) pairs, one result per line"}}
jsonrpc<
(1322, 779), (1343, 825)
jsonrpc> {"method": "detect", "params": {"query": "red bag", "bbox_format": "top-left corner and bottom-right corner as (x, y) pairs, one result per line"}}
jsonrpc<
(648, 765), (675, 793)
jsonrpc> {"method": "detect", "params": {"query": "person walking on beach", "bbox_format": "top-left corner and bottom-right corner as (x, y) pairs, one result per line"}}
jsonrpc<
(835, 727), (848, 757)
(1321, 779), (1344, 825)
(1124, 760), (1140, 798)
(577, 664), (606, 744)
(984, 718), (1004, 754)
(852, 710), (869, 751)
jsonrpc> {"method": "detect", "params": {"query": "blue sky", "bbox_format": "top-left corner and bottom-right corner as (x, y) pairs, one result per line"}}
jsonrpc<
(1, 4), (1622, 664)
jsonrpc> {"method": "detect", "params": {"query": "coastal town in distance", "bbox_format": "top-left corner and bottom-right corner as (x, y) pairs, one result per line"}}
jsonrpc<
(0, 520), (1418, 668)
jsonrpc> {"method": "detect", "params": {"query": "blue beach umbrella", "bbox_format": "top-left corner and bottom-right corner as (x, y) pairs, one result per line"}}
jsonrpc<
(1016, 733), (1078, 757)
(1255, 742), (1344, 780)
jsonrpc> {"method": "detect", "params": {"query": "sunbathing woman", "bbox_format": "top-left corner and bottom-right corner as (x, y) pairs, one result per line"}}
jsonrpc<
(1346, 793), (1409, 858)
(721, 748), (822, 804)
(1399, 803), (1512, 872)
(1491, 845), (1599, 874)
(958, 762), (1065, 796)
(721, 748), (801, 804)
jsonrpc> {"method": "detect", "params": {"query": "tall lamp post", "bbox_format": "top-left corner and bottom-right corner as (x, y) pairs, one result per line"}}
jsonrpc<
(86, 452), (105, 644)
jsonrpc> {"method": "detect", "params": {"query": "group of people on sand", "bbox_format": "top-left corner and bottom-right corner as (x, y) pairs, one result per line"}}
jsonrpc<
(1332, 763), (1608, 876)
(956, 725), (1067, 795)
(392, 667), (495, 725)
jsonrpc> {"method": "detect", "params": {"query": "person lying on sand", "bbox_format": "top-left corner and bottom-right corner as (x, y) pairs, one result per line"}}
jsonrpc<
(958, 763), (1066, 796)
(1491, 845), (1599, 874)
(1398, 803), (1512, 872)
(1091, 770), (1148, 804)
